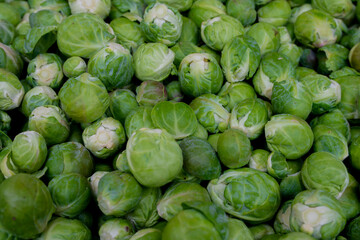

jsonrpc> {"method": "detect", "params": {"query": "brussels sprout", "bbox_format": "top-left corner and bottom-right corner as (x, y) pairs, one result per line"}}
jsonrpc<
(179, 137), (221, 180)
(249, 149), (270, 172)
(57, 13), (115, 58)
(265, 114), (314, 159)
(218, 82), (256, 111)
(0, 20), (14, 45)
(349, 42), (360, 72)
(179, 16), (199, 44)
(125, 107), (155, 138)
(0, 111), (10, 133)
(334, 76), (360, 121)
(228, 218), (254, 240)
(136, 81), (168, 106)
(278, 43), (303, 65)
(99, 218), (134, 240)
(188, 0), (226, 27)
(290, 190), (346, 239)
(278, 26), (292, 44)
(130, 228), (162, 240)
(63, 56), (87, 78)
(280, 172), (305, 200)
(0, 43), (23, 77)
(208, 168), (281, 222)
(29, 9), (64, 28)
(0, 3), (21, 26)
(347, 216), (360, 240)
(317, 44), (349, 75)
(221, 35), (261, 83)
(88, 171), (108, 197)
(28, 0), (71, 16)
(207, 133), (221, 152)
(21, 86), (59, 117)
(341, 27), (360, 49)
(330, 66), (360, 79)
(133, 43), (176, 82)
(171, 41), (203, 67)
(258, 0), (291, 26)
(226, 0), (256, 27)
(289, 4), (313, 24)
(295, 67), (317, 80)
(294, 9), (338, 48)
(338, 174), (360, 220)
(156, 0), (193, 12)
(68, 0), (111, 19)
(267, 152), (289, 179)
(127, 128), (183, 187)
(190, 94), (230, 133)
(45, 142), (94, 179)
(274, 200), (293, 234)
(280, 232), (316, 240)
(0, 69), (24, 111)
(166, 81), (184, 102)
(39, 217), (91, 240)
(111, 0), (145, 21)
(249, 224), (274, 239)
(0, 174), (54, 239)
(312, 0), (355, 19)
(59, 73), (110, 124)
(246, 22), (280, 55)
(191, 122), (209, 140)
(253, 52), (296, 100)
(11, 131), (47, 173)
(350, 136), (360, 170)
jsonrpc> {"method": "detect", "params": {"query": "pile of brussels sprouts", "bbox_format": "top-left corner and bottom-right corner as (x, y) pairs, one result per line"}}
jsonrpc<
(1, 0), (360, 239)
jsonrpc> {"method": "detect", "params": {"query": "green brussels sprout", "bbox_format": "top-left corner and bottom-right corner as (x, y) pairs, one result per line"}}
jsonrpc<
(341, 27), (360, 49)
(157, 0), (193, 12)
(28, 0), (71, 16)
(0, 43), (23, 77)
(11, 131), (47, 173)
(249, 224), (274, 239)
(230, 98), (269, 140)
(179, 16), (199, 44)
(338, 174), (360, 220)
(221, 35), (261, 83)
(312, 0), (355, 19)
(111, 0), (145, 21)
(280, 172), (305, 200)
(289, 3), (313, 24)
(274, 200), (293, 234)
(130, 228), (162, 240)
(278, 43), (303, 65)
(28, 9), (64, 28)
(278, 26), (292, 44)
(301, 152), (349, 198)
(125, 107), (155, 138)
(57, 13), (115, 58)
(228, 218), (254, 240)
(188, 0), (226, 27)
(271, 78), (312, 120)
(133, 43), (176, 82)
(39, 217), (91, 240)
(45, 142), (94, 179)
(201, 15), (244, 51)
(218, 82), (256, 111)
(179, 137), (221, 180)
(190, 94), (230, 133)
(330, 66), (360, 79)
(59, 73), (110, 124)
(258, 0), (291, 26)
(208, 168), (281, 222)
(0, 3), (21, 26)
(136, 81), (168, 106)
(249, 149), (270, 172)
(171, 41), (204, 67)
(226, 0), (256, 27)
(127, 128), (183, 187)
(246, 22), (280, 55)
(350, 136), (360, 170)
(48, 173), (91, 218)
(179, 53), (223, 97)
(21, 86), (59, 117)
(0, 69), (24, 111)
(317, 44), (349, 75)
(253, 52), (296, 100)
(141, 3), (183, 47)
(191, 122), (209, 140)
(28, 105), (70, 145)
(82, 117), (126, 159)
(109, 89), (138, 125)
(0, 174), (55, 239)
(313, 125), (348, 161)
(280, 232), (316, 240)
(265, 114), (314, 159)
(295, 67), (317, 80)
(162, 201), (229, 240)
(63, 56), (87, 78)
(166, 81), (184, 102)
(207, 133), (221, 151)
(0, 111), (10, 133)
(347, 216), (360, 240)
(114, 151), (130, 172)
(294, 9), (338, 48)
(334, 76), (360, 121)
(68, 0), (111, 19)
(99, 218), (133, 240)
(0, 20), (14, 45)
(267, 152), (289, 179)
(290, 190), (346, 239)
(88, 171), (108, 197)
(127, 188), (161, 229)
(97, 171), (142, 217)
(349, 42), (360, 72)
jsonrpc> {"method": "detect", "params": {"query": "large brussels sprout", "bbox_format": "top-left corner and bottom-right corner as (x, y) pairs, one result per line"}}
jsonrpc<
(97, 171), (142, 216)
(221, 35), (261, 83)
(179, 137), (221, 180)
(218, 82), (256, 111)
(141, 3), (182, 47)
(208, 168), (281, 222)
(130, 228), (162, 240)
(258, 0), (291, 26)
(0, 174), (55, 239)
(249, 149), (270, 172)
(265, 114), (314, 159)
(127, 128), (183, 187)
(48, 173), (91, 218)
(57, 13), (115, 58)
(21, 86), (59, 117)
(45, 142), (94, 179)
(136, 81), (168, 106)
(246, 22), (280, 55)
(179, 53), (223, 97)
(290, 190), (346, 239)
(179, 16), (199, 44)
(88, 43), (134, 91)
(125, 107), (155, 138)
(188, 0), (226, 27)
(109, 89), (139, 124)
(0, 69), (24, 111)
(0, 43), (23, 77)
(226, 0), (256, 27)
(334, 76), (360, 121)
(68, 0), (111, 19)
(133, 43), (175, 82)
(59, 73), (110, 124)
(110, 17), (144, 52)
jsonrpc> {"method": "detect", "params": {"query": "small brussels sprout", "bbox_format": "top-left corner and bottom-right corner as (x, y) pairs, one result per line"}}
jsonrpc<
(188, 0), (226, 27)
(221, 35), (261, 83)
(249, 224), (274, 239)
(226, 0), (256, 27)
(82, 117), (126, 159)
(294, 9), (338, 48)
(267, 152), (289, 179)
(317, 44), (349, 75)
(265, 114), (314, 159)
(228, 218), (254, 240)
(350, 136), (360, 170)
(68, 0), (111, 19)
(0, 174), (55, 239)
(109, 89), (139, 124)
(190, 94), (230, 133)
(347, 216), (360, 240)
(249, 149), (270, 172)
(230, 98), (269, 140)
(11, 131), (47, 173)
(0, 111), (10, 133)
(133, 43), (175, 82)
(179, 16), (199, 44)
(141, 3), (183, 46)
(0, 43), (23, 77)
(63, 56), (87, 78)
(28, 105), (70, 145)
(179, 137), (221, 180)
(246, 22), (280, 55)
(218, 82), (256, 111)
(127, 128), (183, 187)
(166, 81), (184, 102)
(88, 171), (108, 197)
(290, 190), (346, 239)
(0, 69), (24, 111)
(280, 172), (305, 200)
(45, 142), (94, 179)
(179, 53), (223, 97)
(136, 81), (168, 106)
(338, 174), (360, 220)
(99, 218), (134, 240)
(157, 0), (193, 12)
(21, 86), (59, 117)
(253, 52), (296, 99)
(312, 0), (355, 19)
(258, 0), (291, 26)
(110, 17), (144, 52)
(124, 107), (155, 138)
(274, 200), (292, 234)
(208, 168), (281, 222)
(334, 76), (360, 121)
(130, 228), (162, 240)
(59, 73), (110, 124)
(278, 43), (303, 65)
(57, 13), (115, 58)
